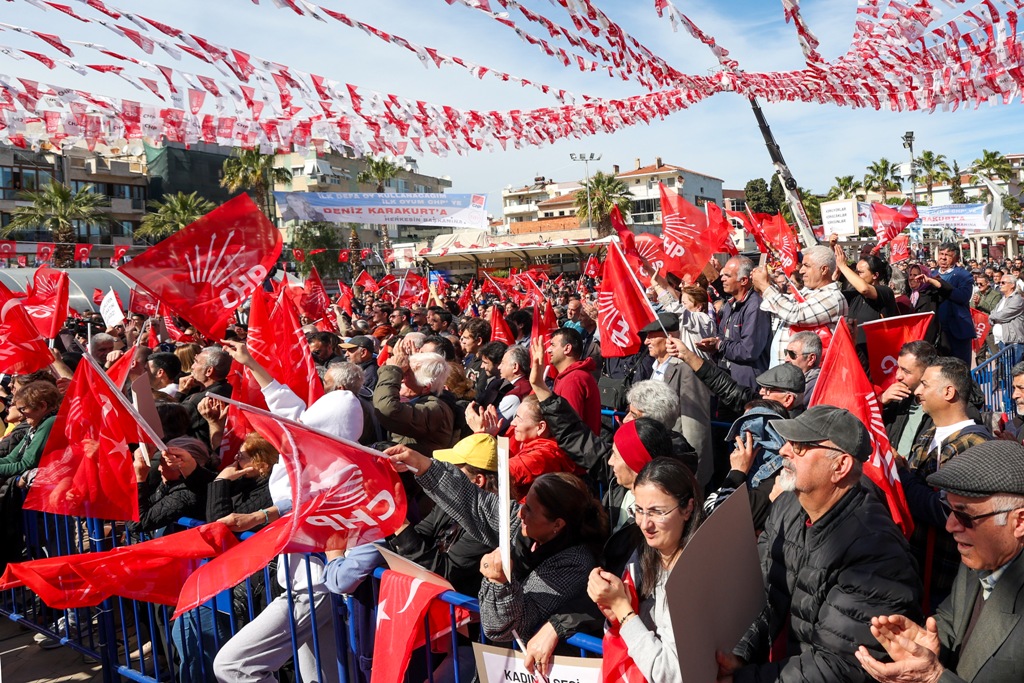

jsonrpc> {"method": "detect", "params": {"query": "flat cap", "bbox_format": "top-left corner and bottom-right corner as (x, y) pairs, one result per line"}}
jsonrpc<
(756, 363), (806, 394)
(770, 404), (871, 461)
(640, 312), (679, 334)
(927, 440), (1024, 497)
(338, 335), (376, 353)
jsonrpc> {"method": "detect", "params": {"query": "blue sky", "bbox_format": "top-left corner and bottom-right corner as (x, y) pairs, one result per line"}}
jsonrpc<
(1, 0), (1020, 213)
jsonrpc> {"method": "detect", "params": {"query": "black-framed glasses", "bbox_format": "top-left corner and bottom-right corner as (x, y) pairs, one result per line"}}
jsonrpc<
(945, 505), (1021, 529)
(790, 441), (847, 457)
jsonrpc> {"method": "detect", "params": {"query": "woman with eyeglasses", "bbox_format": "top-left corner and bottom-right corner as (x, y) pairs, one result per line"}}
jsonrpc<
(587, 458), (703, 683)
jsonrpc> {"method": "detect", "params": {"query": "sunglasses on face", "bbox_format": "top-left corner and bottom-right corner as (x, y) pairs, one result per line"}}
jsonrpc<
(944, 504), (1021, 529)
(784, 349), (805, 359)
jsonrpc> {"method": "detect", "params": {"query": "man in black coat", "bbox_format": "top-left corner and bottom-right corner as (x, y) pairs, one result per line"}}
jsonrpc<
(718, 406), (922, 683)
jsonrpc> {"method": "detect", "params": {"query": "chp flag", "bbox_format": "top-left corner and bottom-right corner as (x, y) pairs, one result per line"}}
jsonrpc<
(970, 308), (992, 353)
(860, 313), (935, 393)
(598, 241), (656, 358)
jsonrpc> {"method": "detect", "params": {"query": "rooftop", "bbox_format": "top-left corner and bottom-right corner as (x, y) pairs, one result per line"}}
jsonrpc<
(616, 163), (723, 182)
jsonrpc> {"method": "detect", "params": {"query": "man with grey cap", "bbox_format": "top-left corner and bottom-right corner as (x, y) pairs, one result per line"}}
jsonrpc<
(857, 440), (1024, 683)
(340, 335), (378, 391)
(717, 405), (921, 683)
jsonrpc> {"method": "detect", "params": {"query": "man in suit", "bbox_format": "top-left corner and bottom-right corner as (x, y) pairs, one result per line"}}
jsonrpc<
(930, 243), (975, 364)
(857, 440), (1024, 683)
(988, 274), (1024, 348)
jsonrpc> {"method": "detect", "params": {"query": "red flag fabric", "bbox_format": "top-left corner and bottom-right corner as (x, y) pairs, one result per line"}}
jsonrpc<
(383, 249), (395, 264)
(370, 571), (451, 683)
(480, 274), (505, 299)
(23, 266), (69, 339)
(74, 243), (93, 262)
(0, 241), (15, 259)
(292, 248), (305, 262)
(159, 303), (188, 342)
(128, 288), (159, 317)
(247, 287), (325, 409)
(759, 214), (801, 277)
(609, 205), (637, 256)
(360, 248), (372, 260)
(298, 267), (334, 330)
(889, 234), (911, 264)
(457, 279), (475, 313)
(17, 255), (27, 267)
(659, 185), (718, 282)
(397, 272), (428, 307)
(308, 249), (326, 256)
(336, 280), (354, 317)
(106, 345), (139, 389)
(354, 270), (378, 292)
(625, 233), (667, 288)
(970, 308), (992, 353)
(118, 194), (282, 340)
(583, 255), (601, 278)
(338, 249), (351, 263)
(23, 357), (160, 521)
(860, 313), (935, 393)
(0, 282), (56, 374)
(601, 570), (645, 683)
(599, 242), (656, 358)
(871, 200), (919, 252)
(174, 402), (406, 616)
(35, 242), (56, 263)
(92, 288), (104, 305)
(0, 523), (238, 609)
(489, 305), (515, 345)
(112, 244), (130, 262)
(811, 320), (914, 537)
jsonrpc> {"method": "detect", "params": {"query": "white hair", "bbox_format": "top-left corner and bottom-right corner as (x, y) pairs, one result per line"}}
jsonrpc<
(409, 352), (450, 395)
(989, 494), (1024, 526)
(802, 245), (836, 273)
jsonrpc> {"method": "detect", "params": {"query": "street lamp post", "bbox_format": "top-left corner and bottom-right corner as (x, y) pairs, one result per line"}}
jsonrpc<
(570, 152), (601, 241)
(902, 131), (916, 205)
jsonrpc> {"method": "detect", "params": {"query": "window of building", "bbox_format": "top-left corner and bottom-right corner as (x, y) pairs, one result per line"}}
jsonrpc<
(665, 177), (675, 187)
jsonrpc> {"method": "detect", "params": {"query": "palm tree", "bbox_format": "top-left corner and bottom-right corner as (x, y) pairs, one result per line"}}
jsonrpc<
(971, 149), (1012, 182)
(1, 180), (113, 266)
(136, 192), (216, 239)
(914, 150), (951, 205)
(949, 160), (969, 204)
(220, 149), (292, 222)
(574, 171), (633, 236)
(864, 158), (901, 202)
(826, 175), (860, 200)
(356, 156), (403, 265)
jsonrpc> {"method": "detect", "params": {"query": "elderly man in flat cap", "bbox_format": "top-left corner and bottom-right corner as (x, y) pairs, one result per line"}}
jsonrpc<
(857, 440), (1024, 683)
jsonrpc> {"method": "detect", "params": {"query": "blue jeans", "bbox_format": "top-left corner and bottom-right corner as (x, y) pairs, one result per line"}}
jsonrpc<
(171, 606), (231, 683)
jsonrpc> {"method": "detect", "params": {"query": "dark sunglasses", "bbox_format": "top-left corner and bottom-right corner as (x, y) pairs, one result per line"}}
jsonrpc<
(784, 349), (805, 359)
(944, 504), (1021, 529)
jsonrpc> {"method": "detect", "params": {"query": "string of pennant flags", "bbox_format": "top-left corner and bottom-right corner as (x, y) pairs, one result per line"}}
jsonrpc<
(0, 240), (130, 264)
(0, 0), (1020, 157)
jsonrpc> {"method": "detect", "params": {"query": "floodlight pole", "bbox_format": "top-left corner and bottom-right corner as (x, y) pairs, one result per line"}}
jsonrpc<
(570, 153), (602, 241)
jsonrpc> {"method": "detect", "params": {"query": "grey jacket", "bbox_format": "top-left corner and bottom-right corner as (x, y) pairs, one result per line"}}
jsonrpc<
(988, 292), (1024, 344)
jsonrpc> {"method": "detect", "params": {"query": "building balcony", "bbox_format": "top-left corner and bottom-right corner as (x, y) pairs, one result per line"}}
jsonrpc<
(503, 203), (538, 216)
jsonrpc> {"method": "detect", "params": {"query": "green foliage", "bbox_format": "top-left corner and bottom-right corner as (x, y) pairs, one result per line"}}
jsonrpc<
(1004, 195), (1023, 224)
(780, 188), (821, 226)
(950, 161), (969, 204)
(743, 178), (776, 214)
(574, 170), (633, 236)
(864, 158), (901, 201)
(972, 149), (1012, 182)
(137, 192), (216, 239)
(914, 150), (950, 205)
(826, 175), (860, 201)
(292, 221), (348, 280)
(356, 155), (405, 262)
(769, 174), (786, 212)
(220, 149), (292, 220)
(2, 180), (114, 266)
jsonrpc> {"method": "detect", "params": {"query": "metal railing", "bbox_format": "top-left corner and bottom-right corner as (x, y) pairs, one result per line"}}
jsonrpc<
(971, 343), (1024, 415)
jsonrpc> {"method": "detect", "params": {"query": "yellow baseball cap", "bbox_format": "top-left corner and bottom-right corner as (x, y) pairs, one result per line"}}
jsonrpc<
(433, 434), (499, 472)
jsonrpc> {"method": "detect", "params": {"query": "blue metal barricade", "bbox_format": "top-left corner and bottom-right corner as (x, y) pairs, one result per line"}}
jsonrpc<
(971, 343), (1024, 415)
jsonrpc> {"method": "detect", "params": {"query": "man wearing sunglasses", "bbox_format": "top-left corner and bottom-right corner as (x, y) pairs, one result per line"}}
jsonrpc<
(857, 440), (1024, 683)
(718, 405), (921, 683)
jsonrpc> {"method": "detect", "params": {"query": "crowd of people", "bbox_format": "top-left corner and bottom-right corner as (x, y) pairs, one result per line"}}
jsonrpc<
(1, 239), (1023, 683)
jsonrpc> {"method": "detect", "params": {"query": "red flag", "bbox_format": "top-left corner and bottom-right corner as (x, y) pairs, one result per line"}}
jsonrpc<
(119, 195), (281, 340)
(17, 255), (26, 267)
(128, 288), (159, 316)
(174, 401), (406, 616)
(292, 248), (306, 262)
(0, 241), (15, 259)
(860, 313), (935, 393)
(74, 243), (93, 262)
(871, 200), (918, 252)
(489, 305), (515, 345)
(626, 233), (668, 288)
(758, 214), (800, 277)
(601, 570), (645, 683)
(377, 274), (400, 295)
(35, 242), (56, 263)
(106, 345), (139, 389)
(23, 357), (160, 521)
(583, 255), (601, 278)
(370, 571), (455, 683)
(599, 242), (656, 358)
(112, 244), (130, 262)
(354, 270), (379, 292)
(811, 320), (914, 537)
(397, 272), (428, 307)
(889, 234), (911, 264)
(609, 205), (637, 256)
(376, 341), (391, 367)
(247, 287), (325, 409)
(298, 267), (333, 329)
(383, 249), (395, 264)
(338, 249), (351, 263)
(22, 266), (69, 339)
(92, 288), (105, 305)
(308, 248), (326, 256)
(337, 280), (354, 316)
(970, 308), (991, 353)
(159, 303), (188, 342)
(658, 185), (714, 282)
(0, 282), (55, 374)
(457, 279), (475, 312)
(360, 248), (372, 260)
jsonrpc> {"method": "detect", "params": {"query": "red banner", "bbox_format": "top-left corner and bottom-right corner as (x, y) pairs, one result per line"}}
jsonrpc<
(0, 281), (56, 374)
(889, 234), (910, 264)
(23, 266), (69, 339)
(128, 288), (159, 317)
(860, 313), (935, 393)
(599, 242), (656, 358)
(971, 308), (991, 353)
(74, 243), (93, 262)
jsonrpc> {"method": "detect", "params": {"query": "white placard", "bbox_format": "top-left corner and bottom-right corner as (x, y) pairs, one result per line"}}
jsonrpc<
(99, 288), (125, 328)
(472, 643), (601, 683)
(497, 436), (512, 578)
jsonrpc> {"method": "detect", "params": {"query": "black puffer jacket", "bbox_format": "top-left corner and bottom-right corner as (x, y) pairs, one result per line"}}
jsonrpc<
(734, 484), (922, 683)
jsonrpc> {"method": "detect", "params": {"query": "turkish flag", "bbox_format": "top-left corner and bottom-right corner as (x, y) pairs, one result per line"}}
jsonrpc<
(22, 266), (69, 339)
(118, 194), (282, 340)
(338, 249), (351, 263)
(247, 287), (325, 409)
(583, 254), (601, 278)
(308, 248), (326, 256)
(457, 279), (475, 312)
(383, 249), (395, 263)
(890, 234), (911, 264)
(601, 570), (646, 683)
(16, 255), (26, 267)
(92, 288), (104, 306)
(0, 241), (16, 258)
(397, 272), (428, 307)
(354, 270), (378, 292)
(128, 288), (159, 316)
(599, 242), (656, 358)
(360, 248), (372, 260)
(970, 308), (991, 353)
(371, 571), (463, 683)
(292, 248), (305, 262)
(35, 242), (56, 263)
(609, 205), (637, 256)
(811, 320), (914, 537)
(871, 200), (918, 251)
(174, 401), (407, 616)
(489, 305), (515, 344)
(23, 357), (160, 522)
(112, 245), (130, 262)
(0, 282), (55, 374)
(0, 523), (238, 609)
(74, 243), (93, 263)
(860, 313), (935, 393)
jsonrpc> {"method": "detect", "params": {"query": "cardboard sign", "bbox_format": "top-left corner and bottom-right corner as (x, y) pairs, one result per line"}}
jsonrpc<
(472, 643), (601, 683)
(99, 288), (125, 328)
(497, 435), (512, 577)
